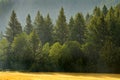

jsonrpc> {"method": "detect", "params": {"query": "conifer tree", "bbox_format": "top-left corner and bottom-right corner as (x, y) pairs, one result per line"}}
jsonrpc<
(53, 7), (69, 44)
(70, 13), (85, 44)
(102, 5), (108, 16)
(68, 16), (74, 40)
(44, 14), (53, 44)
(24, 14), (33, 35)
(6, 10), (22, 43)
(34, 11), (45, 44)
(93, 6), (101, 17)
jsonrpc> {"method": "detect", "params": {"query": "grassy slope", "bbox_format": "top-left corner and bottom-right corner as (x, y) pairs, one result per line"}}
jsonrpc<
(0, 72), (120, 80)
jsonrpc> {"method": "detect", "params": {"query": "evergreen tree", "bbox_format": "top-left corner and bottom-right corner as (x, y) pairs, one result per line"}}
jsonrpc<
(44, 14), (53, 44)
(102, 5), (108, 16)
(101, 40), (120, 73)
(24, 14), (33, 35)
(105, 7), (116, 45)
(53, 7), (69, 44)
(84, 8), (108, 72)
(68, 16), (74, 40)
(6, 10), (22, 43)
(70, 13), (85, 44)
(114, 7), (120, 47)
(29, 30), (41, 58)
(34, 11), (44, 44)
(93, 6), (101, 17)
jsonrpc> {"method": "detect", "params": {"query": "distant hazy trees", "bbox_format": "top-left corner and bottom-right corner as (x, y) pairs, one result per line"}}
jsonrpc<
(0, 4), (120, 73)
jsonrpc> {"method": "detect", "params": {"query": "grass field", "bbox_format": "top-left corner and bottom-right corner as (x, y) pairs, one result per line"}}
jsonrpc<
(0, 72), (120, 80)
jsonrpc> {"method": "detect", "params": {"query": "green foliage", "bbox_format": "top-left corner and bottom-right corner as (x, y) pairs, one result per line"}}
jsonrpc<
(49, 42), (62, 70)
(11, 32), (34, 70)
(0, 4), (120, 73)
(0, 38), (9, 69)
(34, 12), (53, 44)
(44, 14), (53, 44)
(59, 41), (85, 72)
(102, 5), (108, 16)
(93, 6), (101, 17)
(34, 11), (44, 43)
(69, 13), (85, 44)
(29, 30), (41, 55)
(100, 40), (120, 73)
(24, 14), (33, 34)
(6, 10), (22, 43)
(53, 7), (69, 44)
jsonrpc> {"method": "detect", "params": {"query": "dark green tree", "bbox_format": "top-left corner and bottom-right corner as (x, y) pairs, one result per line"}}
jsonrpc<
(24, 14), (33, 35)
(59, 41), (85, 72)
(34, 11), (45, 44)
(101, 40), (120, 73)
(44, 14), (53, 44)
(84, 8), (108, 72)
(70, 13), (85, 44)
(11, 32), (33, 70)
(6, 10), (22, 43)
(112, 6), (120, 47)
(68, 16), (74, 40)
(102, 5), (108, 16)
(93, 6), (101, 17)
(29, 30), (41, 58)
(53, 7), (69, 44)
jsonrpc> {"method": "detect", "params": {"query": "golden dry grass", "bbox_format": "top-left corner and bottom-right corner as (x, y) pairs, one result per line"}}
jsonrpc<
(0, 72), (120, 80)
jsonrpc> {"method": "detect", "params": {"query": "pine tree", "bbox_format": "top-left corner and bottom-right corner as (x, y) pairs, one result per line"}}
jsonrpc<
(105, 7), (116, 44)
(93, 6), (101, 17)
(24, 14), (33, 34)
(84, 8), (108, 72)
(53, 7), (69, 44)
(102, 5), (108, 16)
(29, 30), (41, 57)
(6, 10), (22, 43)
(68, 16), (74, 40)
(114, 7), (120, 47)
(105, 7), (120, 47)
(101, 40), (120, 73)
(44, 14), (53, 44)
(34, 11), (45, 44)
(70, 13), (85, 44)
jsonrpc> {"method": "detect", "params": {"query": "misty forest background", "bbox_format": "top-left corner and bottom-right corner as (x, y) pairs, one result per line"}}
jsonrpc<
(0, 0), (120, 73)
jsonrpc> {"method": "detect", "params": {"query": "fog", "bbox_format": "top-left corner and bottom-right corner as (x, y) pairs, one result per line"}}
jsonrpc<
(0, 0), (119, 32)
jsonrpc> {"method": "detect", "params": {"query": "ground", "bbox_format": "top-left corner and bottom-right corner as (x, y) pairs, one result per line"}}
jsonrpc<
(0, 72), (120, 80)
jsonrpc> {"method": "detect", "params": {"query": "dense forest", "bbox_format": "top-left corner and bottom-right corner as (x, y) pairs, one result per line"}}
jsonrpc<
(0, 3), (120, 73)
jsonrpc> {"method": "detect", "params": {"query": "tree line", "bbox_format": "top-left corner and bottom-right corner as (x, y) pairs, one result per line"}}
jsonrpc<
(0, 4), (120, 73)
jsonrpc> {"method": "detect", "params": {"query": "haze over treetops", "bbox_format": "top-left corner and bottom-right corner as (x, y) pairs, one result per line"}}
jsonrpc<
(0, 0), (120, 31)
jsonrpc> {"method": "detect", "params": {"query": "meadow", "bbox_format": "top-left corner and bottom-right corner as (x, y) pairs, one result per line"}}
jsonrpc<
(0, 72), (120, 80)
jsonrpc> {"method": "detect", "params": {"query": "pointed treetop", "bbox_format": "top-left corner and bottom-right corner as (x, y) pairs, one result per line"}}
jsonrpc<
(102, 5), (108, 16)
(26, 14), (31, 24)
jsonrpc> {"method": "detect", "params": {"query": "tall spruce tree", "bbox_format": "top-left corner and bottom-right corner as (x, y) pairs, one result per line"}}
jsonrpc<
(84, 8), (108, 72)
(53, 7), (69, 44)
(44, 14), (53, 44)
(70, 13), (85, 44)
(6, 10), (22, 43)
(34, 11), (44, 44)
(105, 7), (116, 45)
(113, 6), (120, 47)
(24, 14), (33, 35)
(102, 5), (108, 16)
(93, 6), (101, 17)
(68, 16), (74, 40)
